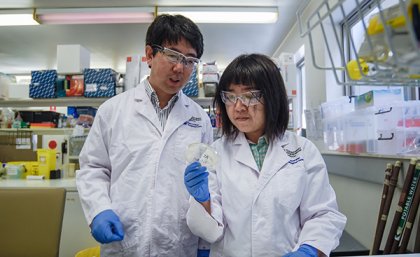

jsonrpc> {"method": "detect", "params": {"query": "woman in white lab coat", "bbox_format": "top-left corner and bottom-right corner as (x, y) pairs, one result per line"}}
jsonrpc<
(184, 54), (347, 257)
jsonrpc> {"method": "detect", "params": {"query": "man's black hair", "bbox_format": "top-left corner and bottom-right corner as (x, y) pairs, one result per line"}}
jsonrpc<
(146, 14), (204, 58)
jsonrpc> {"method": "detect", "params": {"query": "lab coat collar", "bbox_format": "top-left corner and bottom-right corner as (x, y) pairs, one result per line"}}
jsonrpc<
(133, 81), (162, 133)
(259, 134), (290, 180)
(253, 133), (293, 202)
(133, 80), (195, 137)
(232, 133), (260, 173)
(232, 132), (291, 176)
(163, 93), (194, 137)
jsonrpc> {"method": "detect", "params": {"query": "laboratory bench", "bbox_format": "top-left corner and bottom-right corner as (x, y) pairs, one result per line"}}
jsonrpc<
(0, 178), (370, 257)
(0, 177), (77, 191)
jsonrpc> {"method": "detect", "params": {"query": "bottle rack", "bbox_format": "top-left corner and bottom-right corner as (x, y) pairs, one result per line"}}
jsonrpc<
(297, 0), (420, 86)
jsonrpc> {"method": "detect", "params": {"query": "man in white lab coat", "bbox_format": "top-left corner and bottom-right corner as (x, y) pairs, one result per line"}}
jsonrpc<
(184, 54), (347, 257)
(76, 14), (213, 257)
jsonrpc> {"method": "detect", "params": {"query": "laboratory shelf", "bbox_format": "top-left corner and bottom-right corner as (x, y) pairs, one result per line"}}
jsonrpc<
(0, 96), (213, 108)
(0, 178), (77, 191)
(0, 128), (89, 135)
(0, 97), (108, 108)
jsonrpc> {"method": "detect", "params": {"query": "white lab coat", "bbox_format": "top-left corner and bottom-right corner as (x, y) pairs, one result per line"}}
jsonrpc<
(187, 131), (347, 257)
(76, 79), (213, 257)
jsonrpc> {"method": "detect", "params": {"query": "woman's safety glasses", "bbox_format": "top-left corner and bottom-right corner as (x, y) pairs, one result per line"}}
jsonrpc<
(152, 44), (200, 69)
(221, 90), (263, 107)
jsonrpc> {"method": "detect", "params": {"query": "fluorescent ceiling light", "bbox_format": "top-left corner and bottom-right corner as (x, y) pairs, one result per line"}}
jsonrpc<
(0, 9), (39, 26)
(35, 7), (155, 24)
(158, 6), (278, 23)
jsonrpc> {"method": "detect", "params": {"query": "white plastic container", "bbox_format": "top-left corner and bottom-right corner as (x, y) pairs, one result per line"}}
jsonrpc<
(321, 97), (354, 151)
(57, 45), (90, 74)
(342, 107), (376, 154)
(124, 55), (142, 91)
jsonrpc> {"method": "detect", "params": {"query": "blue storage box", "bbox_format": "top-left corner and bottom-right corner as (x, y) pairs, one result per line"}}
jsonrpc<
(182, 67), (199, 97)
(83, 68), (116, 98)
(84, 82), (116, 98)
(67, 106), (97, 118)
(84, 68), (116, 83)
(29, 70), (58, 98)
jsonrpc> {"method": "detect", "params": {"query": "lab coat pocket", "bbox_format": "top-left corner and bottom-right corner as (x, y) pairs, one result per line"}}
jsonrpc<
(273, 166), (305, 212)
(173, 125), (203, 163)
(102, 201), (140, 255)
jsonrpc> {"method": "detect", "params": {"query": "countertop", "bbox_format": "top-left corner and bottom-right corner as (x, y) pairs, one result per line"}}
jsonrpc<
(349, 253), (420, 257)
(0, 178), (77, 191)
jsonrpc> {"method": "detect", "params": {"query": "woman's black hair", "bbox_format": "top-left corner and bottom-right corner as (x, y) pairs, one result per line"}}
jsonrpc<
(214, 53), (289, 142)
(146, 14), (204, 58)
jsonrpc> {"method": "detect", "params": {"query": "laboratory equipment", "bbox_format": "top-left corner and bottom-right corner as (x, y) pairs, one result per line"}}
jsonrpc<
(185, 143), (218, 171)
(298, 0), (420, 86)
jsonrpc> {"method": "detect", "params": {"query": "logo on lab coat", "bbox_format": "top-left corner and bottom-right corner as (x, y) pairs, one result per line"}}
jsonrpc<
(282, 146), (302, 158)
(288, 157), (304, 165)
(184, 116), (202, 128)
(282, 145), (303, 165)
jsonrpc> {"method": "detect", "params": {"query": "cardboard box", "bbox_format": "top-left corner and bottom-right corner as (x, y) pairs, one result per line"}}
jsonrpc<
(124, 55), (142, 91)
(65, 75), (84, 96)
(182, 67), (198, 97)
(83, 68), (116, 97)
(7, 83), (30, 99)
(84, 82), (116, 98)
(84, 68), (116, 83)
(140, 56), (150, 81)
(19, 111), (60, 125)
(29, 70), (57, 98)
(57, 44), (90, 74)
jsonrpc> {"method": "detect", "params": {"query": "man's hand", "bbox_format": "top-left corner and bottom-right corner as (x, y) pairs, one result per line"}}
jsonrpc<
(91, 209), (124, 244)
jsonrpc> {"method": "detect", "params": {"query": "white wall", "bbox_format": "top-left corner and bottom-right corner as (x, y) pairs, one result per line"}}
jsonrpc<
(273, 0), (328, 109)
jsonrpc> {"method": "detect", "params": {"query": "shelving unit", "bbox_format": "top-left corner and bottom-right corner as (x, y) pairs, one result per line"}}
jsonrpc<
(0, 97), (107, 108)
(0, 96), (214, 108)
(0, 128), (84, 135)
(0, 96), (214, 163)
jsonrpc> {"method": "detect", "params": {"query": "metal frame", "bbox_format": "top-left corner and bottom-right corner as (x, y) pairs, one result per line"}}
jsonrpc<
(297, 0), (420, 86)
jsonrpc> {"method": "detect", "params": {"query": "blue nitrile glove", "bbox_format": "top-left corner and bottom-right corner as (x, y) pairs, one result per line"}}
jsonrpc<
(282, 244), (318, 257)
(197, 249), (210, 257)
(184, 161), (210, 202)
(91, 209), (124, 244)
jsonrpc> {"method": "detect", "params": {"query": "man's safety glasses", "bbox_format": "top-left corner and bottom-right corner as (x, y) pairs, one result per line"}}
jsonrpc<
(220, 90), (263, 107)
(152, 44), (200, 69)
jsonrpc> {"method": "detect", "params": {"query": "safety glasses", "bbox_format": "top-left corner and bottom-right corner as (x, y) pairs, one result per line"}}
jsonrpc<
(152, 44), (200, 69)
(220, 90), (263, 107)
